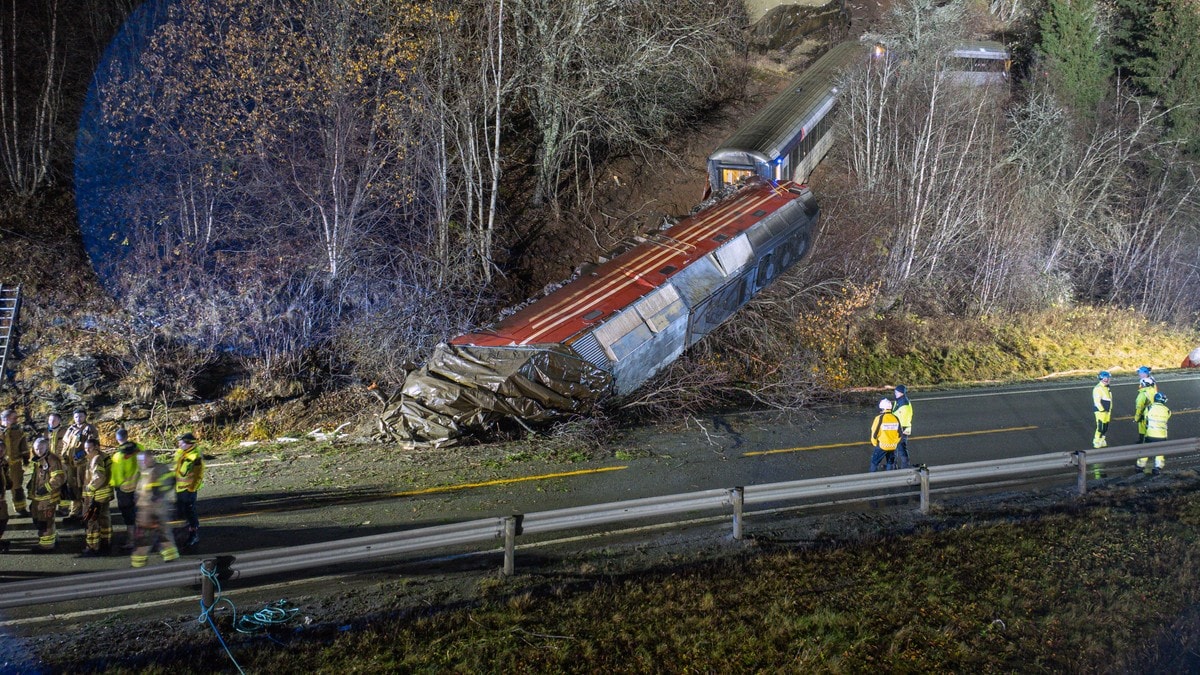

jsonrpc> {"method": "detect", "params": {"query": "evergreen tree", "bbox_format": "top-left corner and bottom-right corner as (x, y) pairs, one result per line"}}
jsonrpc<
(1037, 0), (1110, 116)
(1129, 0), (1200, 153)
(1110, 0), (1155, 74)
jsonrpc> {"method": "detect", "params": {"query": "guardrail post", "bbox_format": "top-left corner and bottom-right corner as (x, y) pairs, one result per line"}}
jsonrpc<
(201, 558), (216, 607)
(1074, 451), (1087, 495)
(918, 467), (930, 515)
(503, 515), (523, 577)
(729, 487), (744, 540)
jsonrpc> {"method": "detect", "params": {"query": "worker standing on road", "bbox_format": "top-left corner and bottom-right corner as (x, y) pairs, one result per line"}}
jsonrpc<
(29, 437), (65, 552)
(2, 408), (31, 517)
(173, 432), (204, 548)
(1137, 393), (1170, 475)
(892, 385), (914, 468)
(44, 412), (68, 515)
(870, 399), (902, 472)
(62, 409), (98, 523)
(1133, 367), (1157, 444)
(79, 437), (113, 557)
(1092, 371), (1112, 449)
(110, 428), (140, 551)
(131, 450), (178, 567)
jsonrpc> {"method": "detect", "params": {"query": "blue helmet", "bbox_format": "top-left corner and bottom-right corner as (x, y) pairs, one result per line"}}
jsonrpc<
(1137, 366), (1151, 376)
(1154, 392), (1167, 404)
(1098, 371), (1111, 381)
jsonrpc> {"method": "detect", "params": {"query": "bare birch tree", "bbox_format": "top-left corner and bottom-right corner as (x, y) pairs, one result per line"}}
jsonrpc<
(0, 0), (63, 196)
(423, 0), (514, 282)
(510, 0), (746, 209)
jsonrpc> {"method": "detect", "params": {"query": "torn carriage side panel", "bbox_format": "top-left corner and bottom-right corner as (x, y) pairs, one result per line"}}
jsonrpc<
(378, 179), (819, 445)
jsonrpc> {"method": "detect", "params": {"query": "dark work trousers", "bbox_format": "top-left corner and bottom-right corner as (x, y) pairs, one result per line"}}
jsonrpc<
(175, 490), (199, 532)
(116, 490), (137, 535)
(896, 436), (911, 469)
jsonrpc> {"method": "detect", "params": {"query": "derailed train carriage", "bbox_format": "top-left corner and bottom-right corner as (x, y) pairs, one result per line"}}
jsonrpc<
(706, 40), (872, 195)
(378, 179), (819, 445)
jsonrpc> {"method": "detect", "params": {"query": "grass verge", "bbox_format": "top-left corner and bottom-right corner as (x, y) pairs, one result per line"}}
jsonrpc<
(98, 477), (1200, 673)
(848, 305), (1199, 386)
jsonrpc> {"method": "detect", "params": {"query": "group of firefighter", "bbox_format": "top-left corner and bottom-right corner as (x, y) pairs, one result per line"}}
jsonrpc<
(867, 367), (1174, 473)
(1, 408), (204, 567)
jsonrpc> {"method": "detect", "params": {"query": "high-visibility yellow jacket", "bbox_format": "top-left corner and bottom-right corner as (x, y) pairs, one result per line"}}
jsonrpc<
(173, 446), (204, 493)
(871, 412), (902, 451)
(1135, 383), (1157, 422)
(893, 397), (913, 433)
(1146, 402), (1171, 439)
(109, 442), (140, 493)
(1092, 383), (1112, 414)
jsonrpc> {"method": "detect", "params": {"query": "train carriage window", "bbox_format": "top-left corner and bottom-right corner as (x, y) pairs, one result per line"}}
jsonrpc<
(714, 234), (754, 276)
(593, 308), (654, 361)
(635, 284), (685, 333)
(721, 168), (754, 187)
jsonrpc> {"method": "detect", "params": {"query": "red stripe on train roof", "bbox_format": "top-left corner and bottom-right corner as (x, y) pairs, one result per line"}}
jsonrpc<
(452, 181), (801, 348)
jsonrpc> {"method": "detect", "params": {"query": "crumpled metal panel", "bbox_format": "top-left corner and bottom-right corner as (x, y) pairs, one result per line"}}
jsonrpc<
(376, 343), (613, 447)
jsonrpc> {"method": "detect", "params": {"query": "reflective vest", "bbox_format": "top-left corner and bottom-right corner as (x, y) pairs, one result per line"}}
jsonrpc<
(174, 447), (204, 493)
(1135, 383), (1157, 422)
(871, 412), (902, 451)
(893, 397), (913, 433)
(1146, 402), (1171, 439)
(1092, 383), (1111, 413)
(110, 442), (140, 493)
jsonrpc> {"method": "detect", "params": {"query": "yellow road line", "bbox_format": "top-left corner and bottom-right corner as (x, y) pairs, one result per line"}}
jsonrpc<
(204, 465), (629, 521)
(389, 466), (628, 498)
(1113, 407), (1199, 422)
(743, 425), (1039, 457)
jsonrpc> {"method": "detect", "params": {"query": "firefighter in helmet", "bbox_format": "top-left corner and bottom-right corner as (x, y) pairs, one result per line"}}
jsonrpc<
(1092, 371), (1112, 449)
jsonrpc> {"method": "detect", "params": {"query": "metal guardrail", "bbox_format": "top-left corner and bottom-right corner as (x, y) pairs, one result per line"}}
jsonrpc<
(1, 438), (1196, 609)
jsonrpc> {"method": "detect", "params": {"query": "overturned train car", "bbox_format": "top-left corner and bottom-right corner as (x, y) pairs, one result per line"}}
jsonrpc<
(378, 179), (819, 445)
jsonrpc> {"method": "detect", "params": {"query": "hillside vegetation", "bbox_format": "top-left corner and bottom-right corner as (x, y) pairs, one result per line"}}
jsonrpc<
(0, 0), (1197, 440)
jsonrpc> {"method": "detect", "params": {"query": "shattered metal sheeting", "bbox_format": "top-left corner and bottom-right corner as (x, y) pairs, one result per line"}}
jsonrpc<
(376, 343), (613, 447)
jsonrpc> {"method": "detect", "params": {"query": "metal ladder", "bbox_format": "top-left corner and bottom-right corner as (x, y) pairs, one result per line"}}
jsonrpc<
(0, 283), (20, 377)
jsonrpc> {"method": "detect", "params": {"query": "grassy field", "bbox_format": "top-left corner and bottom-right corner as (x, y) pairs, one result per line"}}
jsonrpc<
(105, 477), (1200, 673)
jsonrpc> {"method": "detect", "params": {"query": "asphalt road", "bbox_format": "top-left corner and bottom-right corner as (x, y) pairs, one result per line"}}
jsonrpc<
(1, 371), (1198, 626)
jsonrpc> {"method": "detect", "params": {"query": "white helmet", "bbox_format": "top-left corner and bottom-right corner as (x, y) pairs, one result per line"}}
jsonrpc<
(878, 398), (893, 411)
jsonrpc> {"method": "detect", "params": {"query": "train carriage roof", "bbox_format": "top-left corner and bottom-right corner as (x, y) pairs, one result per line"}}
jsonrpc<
(950, 40), (1010, 60)
(709, 40), (869, 164)
(452, 180), (810, 349)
